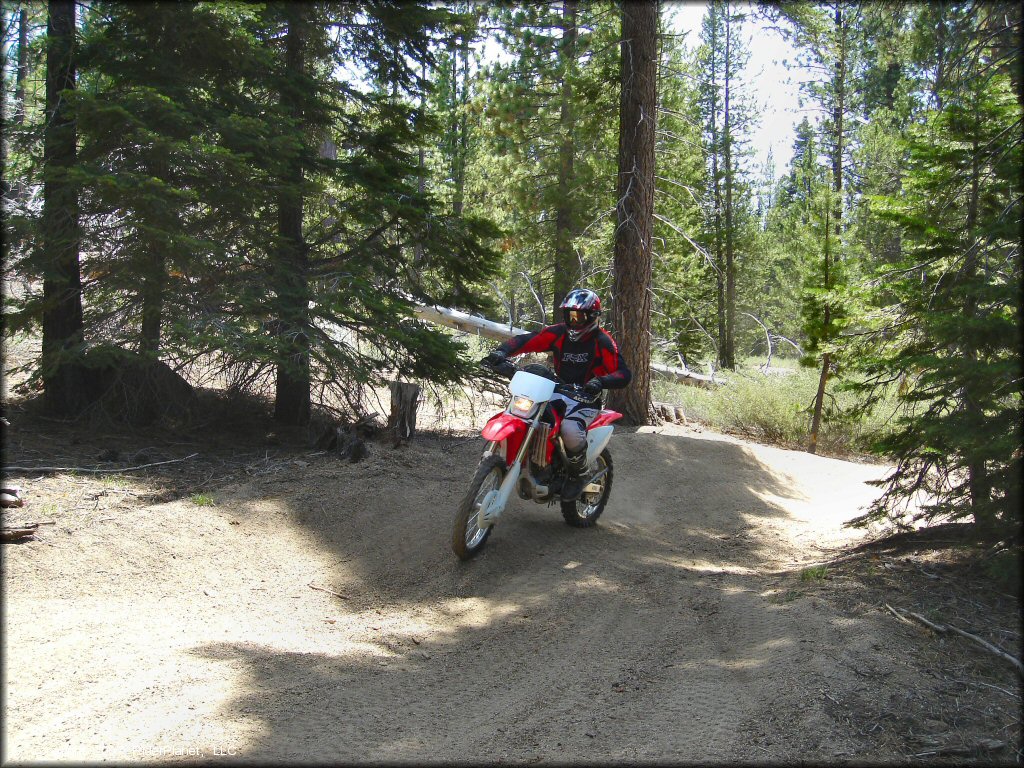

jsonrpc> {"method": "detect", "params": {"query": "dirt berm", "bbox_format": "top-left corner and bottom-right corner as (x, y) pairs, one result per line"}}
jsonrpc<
(2, 419), (1020, 764)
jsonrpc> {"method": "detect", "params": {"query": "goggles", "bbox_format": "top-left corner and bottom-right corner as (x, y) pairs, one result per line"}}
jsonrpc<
(564, 309), (594, 329)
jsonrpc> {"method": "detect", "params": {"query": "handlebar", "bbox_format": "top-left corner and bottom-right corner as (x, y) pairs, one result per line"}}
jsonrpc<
(480, 357), (600, 405)
(554, 382), (600, 405)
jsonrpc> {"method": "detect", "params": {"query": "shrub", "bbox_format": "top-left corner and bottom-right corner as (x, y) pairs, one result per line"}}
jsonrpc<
(653, 360), (897, 458)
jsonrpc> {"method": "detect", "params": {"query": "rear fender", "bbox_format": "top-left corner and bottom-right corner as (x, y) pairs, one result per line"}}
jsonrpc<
(585, 425), (615, 465)
(590, 410), (623, 429)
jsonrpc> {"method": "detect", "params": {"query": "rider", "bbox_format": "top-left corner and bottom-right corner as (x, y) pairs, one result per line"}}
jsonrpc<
(483, 288), (632, 501)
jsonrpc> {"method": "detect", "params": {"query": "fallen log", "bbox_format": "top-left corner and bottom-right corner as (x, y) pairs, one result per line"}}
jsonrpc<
(413, 303), (723, 387)
(2, 524), (38, 542)
(4, 453), (199, 474)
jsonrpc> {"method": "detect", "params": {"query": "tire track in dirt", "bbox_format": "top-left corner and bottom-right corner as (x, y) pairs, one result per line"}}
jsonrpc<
(4, 424), (907, 763)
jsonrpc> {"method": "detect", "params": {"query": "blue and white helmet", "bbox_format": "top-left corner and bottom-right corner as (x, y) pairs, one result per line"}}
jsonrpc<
(560, 288), (602, 341)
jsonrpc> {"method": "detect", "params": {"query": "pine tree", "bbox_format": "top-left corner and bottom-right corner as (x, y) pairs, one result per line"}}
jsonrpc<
(853, 2), (1022, 534)
(68, 2), (239, 359)
(474, 2), (620, 324)
(768, 1), (861, 453)
(652, 24), (715, 366)
(232, 2), (502, 424)
(697, 0), (755, 369)
(608, 0), (658, 426)
(38, 0), (84, 415)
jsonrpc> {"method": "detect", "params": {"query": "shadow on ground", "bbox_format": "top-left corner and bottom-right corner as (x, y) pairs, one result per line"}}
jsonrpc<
(186, 428), (894, 763)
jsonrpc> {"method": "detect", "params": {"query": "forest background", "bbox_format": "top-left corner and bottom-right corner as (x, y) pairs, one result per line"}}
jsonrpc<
(1, 1), (1020, 540)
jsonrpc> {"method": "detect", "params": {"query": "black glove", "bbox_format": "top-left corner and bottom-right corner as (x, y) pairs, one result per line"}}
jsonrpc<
(582, 378), (603, 400)
(482, 351), (507, 369)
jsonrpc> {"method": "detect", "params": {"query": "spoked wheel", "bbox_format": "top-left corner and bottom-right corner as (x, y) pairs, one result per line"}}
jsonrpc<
(451, 454), (506, 560)
(561, 449), (612, 528)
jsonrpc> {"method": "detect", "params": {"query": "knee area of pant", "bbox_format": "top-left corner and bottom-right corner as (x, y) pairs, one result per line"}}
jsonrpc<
(560, 429), (587, 453)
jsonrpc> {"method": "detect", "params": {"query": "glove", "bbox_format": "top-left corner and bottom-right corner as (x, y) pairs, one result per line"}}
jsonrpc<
(482, 351), (507, 369)
(582, 378), (603, 400)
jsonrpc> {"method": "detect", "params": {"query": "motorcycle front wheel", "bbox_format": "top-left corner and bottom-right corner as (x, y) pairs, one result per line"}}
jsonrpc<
(451, 454), (506, 560)
(561, 448), (612, 528)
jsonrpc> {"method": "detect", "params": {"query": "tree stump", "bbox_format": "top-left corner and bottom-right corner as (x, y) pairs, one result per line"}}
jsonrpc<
(388, 381), (420, 444)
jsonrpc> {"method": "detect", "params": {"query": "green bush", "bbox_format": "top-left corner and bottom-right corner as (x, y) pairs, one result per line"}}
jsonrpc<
(653, 360), (897, 458)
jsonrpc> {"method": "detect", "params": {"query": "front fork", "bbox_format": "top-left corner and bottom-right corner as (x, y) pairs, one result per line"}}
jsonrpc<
(479, 412), (541, 529)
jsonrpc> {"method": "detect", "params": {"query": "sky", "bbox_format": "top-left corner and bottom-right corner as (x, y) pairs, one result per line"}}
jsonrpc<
(666, 1), (808, 176)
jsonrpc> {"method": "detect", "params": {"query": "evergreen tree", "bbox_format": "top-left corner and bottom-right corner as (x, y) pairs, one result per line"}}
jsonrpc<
(38, 0), (83, 415)
(652, 24), (715, 367)
(4, 2), (502, 425)
(66, 2), (243, 359)
(474, 1), (620, 324)
(224, 3), (504, 424)
(756, 119), (828, 355)
(608, 0), (658, 426)
(853, 2), (1022, 534)
(696, 0), (756, 369)
(768, 1), (862, 453)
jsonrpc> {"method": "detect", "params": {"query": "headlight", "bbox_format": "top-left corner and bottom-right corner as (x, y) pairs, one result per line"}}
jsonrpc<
(511, 396), (535, 417)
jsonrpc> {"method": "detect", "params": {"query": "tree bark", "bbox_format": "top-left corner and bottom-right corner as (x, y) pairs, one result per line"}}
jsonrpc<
(722, 4), (736, 370)
(388, 381), (421, 443)
(963, 91), (990, 523)
(40, 0), (84, 417)
(451, 17), (471, 218)
(140, 146), (170, 356)
(552, 0), (578, 318)
(708, 9), (726, 370)
(807, 4), (846, 454)
(15, 7), (28, 125)
(273, 7), (311, 426)
(607, 0), (658, 426)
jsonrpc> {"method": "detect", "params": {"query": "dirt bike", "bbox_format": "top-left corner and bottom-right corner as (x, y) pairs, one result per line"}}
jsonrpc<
(451, 359), (623, 560)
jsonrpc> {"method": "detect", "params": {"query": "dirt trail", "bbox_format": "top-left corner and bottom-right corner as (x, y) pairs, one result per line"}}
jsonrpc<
(0, 421), (1006, 763)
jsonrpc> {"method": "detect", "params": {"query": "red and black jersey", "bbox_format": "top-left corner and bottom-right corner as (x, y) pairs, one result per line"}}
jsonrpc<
(496, 324), (632, 390)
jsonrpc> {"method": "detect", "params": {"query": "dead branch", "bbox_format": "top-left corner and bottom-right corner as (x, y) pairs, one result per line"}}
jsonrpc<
(4, 453), (200, 474)
(906, 610), (950, 635)
(943, 623), (1024, 677)
(887, 604), (1024, 676)
(741, 312), (774, 370)
(885, 603), (917, 628)
(308, 582), (349, 600)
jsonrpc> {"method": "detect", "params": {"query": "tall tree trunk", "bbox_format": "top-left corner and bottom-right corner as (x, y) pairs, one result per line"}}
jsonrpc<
(414, 60), (427, 268)
(808, 4), (846, 454)
(608, 0), (657, 426)
(552, 0), (578, 317)
(963, 91), (990, 525)
(40, 0), (84, 416)
(273, 8), (311, 426)
(707, 7), (726, 369)
(15, 7), (28, 125)
(140, 147), (170, 355)
(451, 24), (470, 217)
(722, 3), (736, 370)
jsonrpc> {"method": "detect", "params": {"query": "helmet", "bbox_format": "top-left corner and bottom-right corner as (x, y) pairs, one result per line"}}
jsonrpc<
(559, 288), (602, 341)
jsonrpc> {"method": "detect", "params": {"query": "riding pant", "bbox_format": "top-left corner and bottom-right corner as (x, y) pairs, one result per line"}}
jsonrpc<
(551, 393), (598, 455)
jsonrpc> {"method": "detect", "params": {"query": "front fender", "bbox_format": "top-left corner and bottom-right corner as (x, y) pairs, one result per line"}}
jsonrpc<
(482, 413), (529, 466)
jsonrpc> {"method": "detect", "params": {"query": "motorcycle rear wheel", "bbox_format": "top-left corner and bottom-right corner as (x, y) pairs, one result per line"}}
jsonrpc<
(451, 454), (506, 560)
(561, 449), (612, 528)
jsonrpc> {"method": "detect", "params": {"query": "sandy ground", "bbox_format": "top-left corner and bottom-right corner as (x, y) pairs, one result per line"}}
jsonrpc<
(2, 393), (1020, 763)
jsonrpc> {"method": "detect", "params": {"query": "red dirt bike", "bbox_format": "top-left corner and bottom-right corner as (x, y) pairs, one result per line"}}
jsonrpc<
(451, 359), (623, 560)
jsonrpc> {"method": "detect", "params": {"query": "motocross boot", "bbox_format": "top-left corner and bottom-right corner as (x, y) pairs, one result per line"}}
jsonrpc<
(560, 448), (590, 502)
